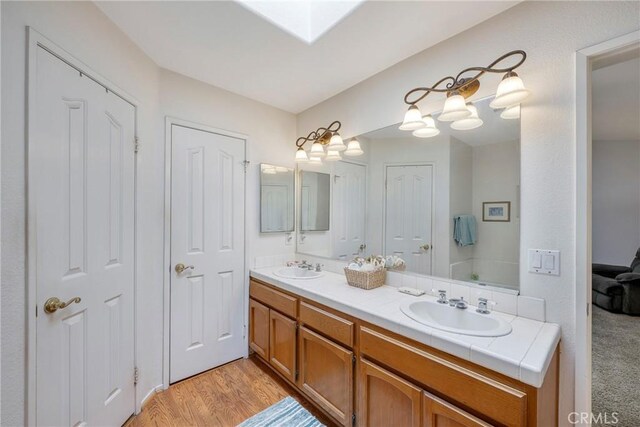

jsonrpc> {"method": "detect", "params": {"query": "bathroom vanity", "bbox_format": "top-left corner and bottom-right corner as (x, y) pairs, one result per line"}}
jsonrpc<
(248, 268), (560, 427)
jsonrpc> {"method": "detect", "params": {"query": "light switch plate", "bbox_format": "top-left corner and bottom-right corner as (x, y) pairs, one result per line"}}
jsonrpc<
(528, 249), (560, 275)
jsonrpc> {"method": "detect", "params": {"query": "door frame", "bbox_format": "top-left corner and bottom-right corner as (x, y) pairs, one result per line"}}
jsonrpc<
(162, 116), (249, 389)
(382, 162), (436, 273)
(26, 27), (141, 424)
(575, 30), (640, 418)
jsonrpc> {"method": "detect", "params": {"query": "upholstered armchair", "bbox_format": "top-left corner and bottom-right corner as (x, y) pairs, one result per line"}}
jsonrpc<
(592, 248), (640, 315)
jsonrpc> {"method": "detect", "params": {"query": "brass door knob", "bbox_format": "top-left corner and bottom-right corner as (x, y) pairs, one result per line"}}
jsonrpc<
(44, 297), (81, 314)
(175, 263), (195, 274)
(420, 244), (431, 251)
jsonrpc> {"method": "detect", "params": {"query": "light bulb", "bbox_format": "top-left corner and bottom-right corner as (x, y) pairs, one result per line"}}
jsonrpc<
(399, 105), (425, 131)
(309, 141), (325, 158)
(451, 104), (483, 130)
(344, 139), (363, 156)
(490, 72), (530, 109)
(327, 132), (347, 152)
(438, 92), (471, 122)
(295, 147), (309, 163)
(500, 104), (520, 120)
(412, 115), (440, 138)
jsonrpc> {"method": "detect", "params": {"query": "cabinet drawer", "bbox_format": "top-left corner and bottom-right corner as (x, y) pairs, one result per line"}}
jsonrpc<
(299, 301), (354, 348)
(359, 326), (527, 427)
(250, 280), (297, 318)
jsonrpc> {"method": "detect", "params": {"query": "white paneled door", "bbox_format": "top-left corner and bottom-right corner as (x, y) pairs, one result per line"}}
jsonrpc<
(33, 48), (136, 426)
(170, 124), (246, 383)
(333, 161), (367, 260)
(385, 165), (433, 274)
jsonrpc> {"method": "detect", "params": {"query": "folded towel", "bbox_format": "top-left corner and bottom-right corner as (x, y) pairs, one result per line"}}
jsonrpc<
(453, 215), (477, 246)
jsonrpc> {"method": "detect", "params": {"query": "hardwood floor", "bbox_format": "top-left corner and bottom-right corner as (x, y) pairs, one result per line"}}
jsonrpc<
(125, 356), (335, 427)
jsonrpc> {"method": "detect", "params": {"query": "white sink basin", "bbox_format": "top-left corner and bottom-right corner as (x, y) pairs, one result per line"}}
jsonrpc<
(273, 266), (324, 280)
(400, 300), (512, 337)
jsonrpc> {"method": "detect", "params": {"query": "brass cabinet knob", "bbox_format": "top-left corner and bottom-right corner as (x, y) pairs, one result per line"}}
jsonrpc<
(44, 296), (81, 314)
(175, 263), (195, 274)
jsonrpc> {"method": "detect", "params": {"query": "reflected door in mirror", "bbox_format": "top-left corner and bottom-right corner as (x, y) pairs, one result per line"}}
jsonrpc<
(385, 165), (433, 275)
(333, 161), (366, 260)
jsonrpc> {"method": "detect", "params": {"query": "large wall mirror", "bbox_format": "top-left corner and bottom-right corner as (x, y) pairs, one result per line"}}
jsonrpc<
(260, 164), (294, 233)
(296, 96), (521, 291)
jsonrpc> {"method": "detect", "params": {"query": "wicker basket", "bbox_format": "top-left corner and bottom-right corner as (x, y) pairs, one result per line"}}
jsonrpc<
(344, 267), (386, 290)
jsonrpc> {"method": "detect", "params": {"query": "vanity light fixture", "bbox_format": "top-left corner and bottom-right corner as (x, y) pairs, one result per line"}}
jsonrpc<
(400, 50), (529, 134)
(295, 121), (362, 164)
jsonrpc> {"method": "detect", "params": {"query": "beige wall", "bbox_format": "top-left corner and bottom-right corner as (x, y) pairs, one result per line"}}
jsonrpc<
(296, 2), (640, 423)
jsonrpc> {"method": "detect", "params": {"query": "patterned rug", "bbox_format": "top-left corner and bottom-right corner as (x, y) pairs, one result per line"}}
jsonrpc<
(238, 396), (324, 427)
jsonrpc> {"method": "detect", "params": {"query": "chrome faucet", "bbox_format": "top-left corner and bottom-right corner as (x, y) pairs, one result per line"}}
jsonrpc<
(315, 263), (323, 272)
(433, 289), (448, 304)
(476, 298), (494, 314)
(449, 297), (468, 309)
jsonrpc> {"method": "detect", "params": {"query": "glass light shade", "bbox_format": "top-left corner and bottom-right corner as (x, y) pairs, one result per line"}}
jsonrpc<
(412, 115), (440, 138)
(438, 93), (471, 122)
(295, 147), (309, 163)
(327, 132), (347, 152)
(451, 104), (483, 131)
(490, 73), (530, 109)
(275, 166), (289, 173)
(500, 104), (521, 120)
(308, 156), (323, 165)
(344, 139), (363, 156)
(325, 150), (342, 161)
(399, 105), (425, 131)
(309, 141), (325, 158)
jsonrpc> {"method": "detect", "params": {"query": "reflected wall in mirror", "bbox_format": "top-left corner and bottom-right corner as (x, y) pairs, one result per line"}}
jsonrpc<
(260, 164), (294, 233)
(300, 170), (331, 233)
(296, 96), (521, 291)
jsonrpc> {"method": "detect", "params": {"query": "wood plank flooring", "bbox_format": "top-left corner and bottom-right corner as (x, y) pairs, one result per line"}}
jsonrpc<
(125, 356), (335, 427)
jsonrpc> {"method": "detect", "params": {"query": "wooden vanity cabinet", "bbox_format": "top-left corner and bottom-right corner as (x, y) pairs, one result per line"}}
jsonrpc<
(269, 309), (297, 382)
(358, 358), (422, 427)
(248, 299), (269, 359)
(298, 326), (354, 426)
(423, 392), (493, 427)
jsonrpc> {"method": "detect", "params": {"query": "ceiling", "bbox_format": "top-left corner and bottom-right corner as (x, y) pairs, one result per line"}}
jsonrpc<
(592, 54), (640, 141)
(361, 96), (520, 147)
(95, 1), (519, 113)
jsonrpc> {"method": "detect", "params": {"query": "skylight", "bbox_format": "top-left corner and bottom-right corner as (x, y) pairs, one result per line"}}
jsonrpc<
(236, 0), (364, 44)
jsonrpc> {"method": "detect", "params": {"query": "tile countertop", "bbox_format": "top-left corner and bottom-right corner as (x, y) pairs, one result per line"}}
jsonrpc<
(250, 267), (561, 389)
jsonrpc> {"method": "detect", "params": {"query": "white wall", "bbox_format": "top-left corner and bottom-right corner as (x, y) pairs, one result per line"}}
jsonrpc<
(296, 2), (640, 423)
(592, 139), (640, 265)
(0, 3), (296, 425)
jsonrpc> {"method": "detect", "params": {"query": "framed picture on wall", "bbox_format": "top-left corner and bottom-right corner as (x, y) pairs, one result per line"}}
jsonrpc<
(483, 201), (511, 222)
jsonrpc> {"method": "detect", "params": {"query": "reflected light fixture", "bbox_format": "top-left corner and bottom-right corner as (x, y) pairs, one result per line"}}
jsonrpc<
(500, 104), (521, 120)
(294, 121), (363, 164)
(451, 103), (483, 131)
(412, 115), (440, 138)
(400, 50), (529, 136)
(344, 138), (363, 156)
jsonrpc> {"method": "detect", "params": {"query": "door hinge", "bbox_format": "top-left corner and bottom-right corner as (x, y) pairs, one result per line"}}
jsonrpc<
(134, 136), (140, 153)
(36, 304), (38, 318)
(352, 354), (356, 364)
(352, 413), (356, 426)
(587, 302), (590, 316)
(295, 370), (299, 381)
(134, 367), (139, 386)
(243, 324), (247, 339)
(242, 160), (250, 172)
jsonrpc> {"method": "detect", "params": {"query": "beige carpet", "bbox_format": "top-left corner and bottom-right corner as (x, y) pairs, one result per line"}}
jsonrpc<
(592, 304), (640, 426)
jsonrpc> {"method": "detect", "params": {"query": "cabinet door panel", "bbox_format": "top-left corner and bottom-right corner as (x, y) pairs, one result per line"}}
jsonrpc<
(249, 299), (269, 359)
(299, 327), (353, 426)
(269, 309), (297, 382)
(423, 392), (493, 427)
(358, 358), (422, 427)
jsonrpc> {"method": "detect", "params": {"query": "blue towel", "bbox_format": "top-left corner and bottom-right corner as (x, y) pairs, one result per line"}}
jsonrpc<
(453, 215), (477, 246)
